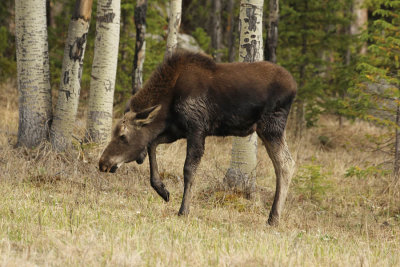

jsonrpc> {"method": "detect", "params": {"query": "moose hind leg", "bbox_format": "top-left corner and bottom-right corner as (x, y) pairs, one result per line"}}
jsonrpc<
(257, 107), (295, 226)
(262, 134), (295, 226)
(178, 134), (205, 216)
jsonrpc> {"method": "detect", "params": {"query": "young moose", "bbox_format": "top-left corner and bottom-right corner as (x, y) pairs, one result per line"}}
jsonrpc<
(99, 52), (297, 226)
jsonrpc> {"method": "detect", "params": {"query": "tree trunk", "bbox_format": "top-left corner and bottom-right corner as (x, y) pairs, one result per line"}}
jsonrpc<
(394, 101), (400, 180)
(165, 0), (182, 59)
(266, 0), (279, 63)
(351, 0), (368, 55)
(50, 0), (93, 151)
(212, 0), (222, 62)
(295, 18), (308, 139)
(86, 0), (120, 143)
(132, 0), (148, 95)
(224, 0), (264, 198)
(15, 0), (52, 148)
(46, 0), (51, 27)
(227, 0), (236, 62)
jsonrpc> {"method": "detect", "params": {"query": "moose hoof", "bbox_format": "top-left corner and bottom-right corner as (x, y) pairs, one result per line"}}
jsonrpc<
(158, 188), (170, 202)
(152, 182), (170, 202)
(267, 214), (279, 227)
(178, 208), (189, 216)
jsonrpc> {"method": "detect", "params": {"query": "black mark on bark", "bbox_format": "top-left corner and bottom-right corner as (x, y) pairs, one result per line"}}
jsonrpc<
(63, 71), (70, 85)
(244, 6), (258, 32)
(69, 33), (87, 61)
(104, 80), (112, 92)
(98, 12), (115, 23)
(104, 0), (112, 8)
(241, 39), (259, 62)
(78, 63), (83, 82)
(61, 89), (71, 101)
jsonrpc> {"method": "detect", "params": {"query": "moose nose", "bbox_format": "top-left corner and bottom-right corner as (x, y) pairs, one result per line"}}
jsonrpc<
(99, 160), (109, 172)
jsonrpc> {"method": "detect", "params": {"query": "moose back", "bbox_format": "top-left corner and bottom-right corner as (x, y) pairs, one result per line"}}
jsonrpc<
(99, 52), (297, 226)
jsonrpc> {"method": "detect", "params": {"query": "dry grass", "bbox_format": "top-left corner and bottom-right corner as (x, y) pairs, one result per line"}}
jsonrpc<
(0, 82), (399, 266)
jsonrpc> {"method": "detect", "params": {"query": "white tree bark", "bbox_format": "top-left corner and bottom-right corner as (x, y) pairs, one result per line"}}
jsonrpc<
(50, 0), (93, 151)
(224, 0), (264, 197)
(212, 0), (222, 62)
(351, 0), (368, 54)
(267, 0), (279, 63)
(165, 0), (182, 58)
(227, 0), (236, 62)
(15, 0), (52, 148)
(86, 0), (120, 143)
(132, 0), (147, 94)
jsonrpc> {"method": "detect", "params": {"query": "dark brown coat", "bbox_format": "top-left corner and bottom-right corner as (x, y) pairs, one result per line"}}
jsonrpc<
(99, 52), (297, 226)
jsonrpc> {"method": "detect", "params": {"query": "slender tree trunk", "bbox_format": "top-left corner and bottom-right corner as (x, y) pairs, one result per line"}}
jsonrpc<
(86, 0), (121, 143)
(15, 0), (52, 148)
(50, 0), (93, 151)
(351, 0), (368, 55)
(227, 0), (236, 62)
(340, 5), (353, 127)
(266, 0), (279, 63)
(132, 0), (148, 95)
(212, 0), (222, 62)
(224, 0), (264, 198)
(46, 0), (51, 27)
(120, 7), (128, 73)
(394, 101), (400, 180)
(295, 17), (307, 139)
(165, 0), (182, 59)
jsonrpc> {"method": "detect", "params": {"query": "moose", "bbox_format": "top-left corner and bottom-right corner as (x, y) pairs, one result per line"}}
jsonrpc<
(99, 51), (297, 226)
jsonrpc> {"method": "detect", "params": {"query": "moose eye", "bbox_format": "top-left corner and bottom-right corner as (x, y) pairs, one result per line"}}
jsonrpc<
(119, 134), (128, 143)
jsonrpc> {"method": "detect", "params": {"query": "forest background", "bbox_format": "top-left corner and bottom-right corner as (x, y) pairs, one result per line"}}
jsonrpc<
(0, 0), (400, 265)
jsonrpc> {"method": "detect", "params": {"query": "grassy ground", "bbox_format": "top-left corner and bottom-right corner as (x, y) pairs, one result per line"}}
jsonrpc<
(0, 83), (399, 266)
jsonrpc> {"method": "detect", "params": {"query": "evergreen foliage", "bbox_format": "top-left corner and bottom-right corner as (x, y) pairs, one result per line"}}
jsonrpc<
(0, 0), (15, 80)
(278, 0), (354, 126)
(346, 0), (400, 127)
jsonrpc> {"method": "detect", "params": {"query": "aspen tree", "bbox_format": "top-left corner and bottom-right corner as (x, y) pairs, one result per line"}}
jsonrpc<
(165, 0), (182, 58)
(225, 0), (264, 197)
(212, 0), (222, 62)
(50, 0), (93, 151)
(15, 0), (52, 148)
(86, 0), (121, 143)
(227, 0), (236, 62)
(267, 0), (279, 63)
(350, 0), (367, 55)
(132, 0), (148, 95)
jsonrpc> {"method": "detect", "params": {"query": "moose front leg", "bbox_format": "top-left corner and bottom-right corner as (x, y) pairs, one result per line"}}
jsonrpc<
(178, 134), (205, 216)
(148, 142), (170, 202)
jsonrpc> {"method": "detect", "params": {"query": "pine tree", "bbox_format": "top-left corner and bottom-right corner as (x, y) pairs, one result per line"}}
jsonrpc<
(348, 0), (400, 178)
(278, 0), (354, 130)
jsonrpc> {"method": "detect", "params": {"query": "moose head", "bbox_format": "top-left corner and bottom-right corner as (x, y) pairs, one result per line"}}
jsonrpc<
(99, 105), (161, 173)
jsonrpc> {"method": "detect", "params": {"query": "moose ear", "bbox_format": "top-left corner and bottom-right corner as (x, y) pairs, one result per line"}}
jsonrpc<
(124, 111), (136, 122)
(134, 105), (162, 126)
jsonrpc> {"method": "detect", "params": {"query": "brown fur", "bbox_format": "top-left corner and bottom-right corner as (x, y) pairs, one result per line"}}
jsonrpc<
(99, 51), (297, 226)
(130, 52), (217, 112)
